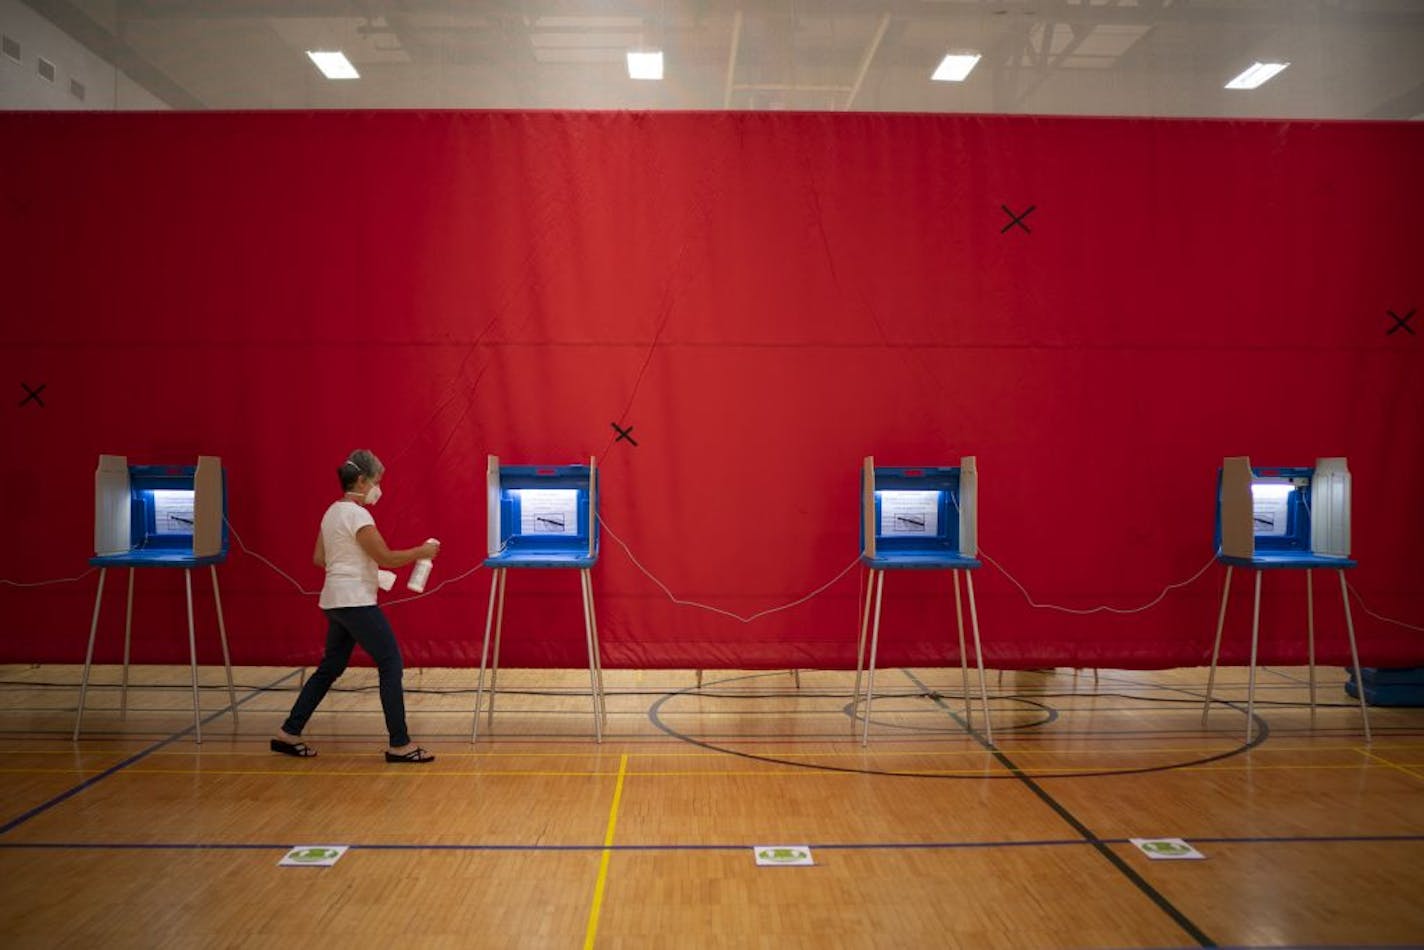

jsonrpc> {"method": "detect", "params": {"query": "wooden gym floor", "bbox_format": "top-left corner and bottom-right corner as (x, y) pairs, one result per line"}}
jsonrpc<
(0, 663), (1421, 949)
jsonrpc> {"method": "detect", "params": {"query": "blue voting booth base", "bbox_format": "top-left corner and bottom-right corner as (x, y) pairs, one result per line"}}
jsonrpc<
(77, 460), (239, 744)
(1202, 460), (1371, 743)
(475, 461), (606, 742)
(855, 461), (993, 747)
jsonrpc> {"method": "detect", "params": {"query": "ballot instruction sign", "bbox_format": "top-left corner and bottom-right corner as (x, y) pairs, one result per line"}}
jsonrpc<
(518, 489), (579, 535)
(878, 491), (940, 537)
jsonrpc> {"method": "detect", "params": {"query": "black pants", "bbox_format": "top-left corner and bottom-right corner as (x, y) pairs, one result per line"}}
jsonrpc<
(281, 605), (409, 747)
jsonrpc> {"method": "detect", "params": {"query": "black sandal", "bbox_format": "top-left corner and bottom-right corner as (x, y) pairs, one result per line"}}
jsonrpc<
(384, 746), (435, 764)
(270, 738), (317, 758)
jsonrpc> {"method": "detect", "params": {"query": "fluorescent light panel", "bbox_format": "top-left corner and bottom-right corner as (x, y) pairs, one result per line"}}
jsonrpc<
(306, 50), (359, 80)
(932, 52), (981, 82)
(626, 50), (663, 80)
(1225, 61), (1288, 90)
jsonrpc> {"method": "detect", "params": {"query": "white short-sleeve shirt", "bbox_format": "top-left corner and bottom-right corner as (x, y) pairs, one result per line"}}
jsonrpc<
(318, 500), (378, 609)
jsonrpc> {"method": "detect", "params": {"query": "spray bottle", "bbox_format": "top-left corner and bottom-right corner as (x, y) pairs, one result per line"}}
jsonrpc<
(407, 538), (439, 593)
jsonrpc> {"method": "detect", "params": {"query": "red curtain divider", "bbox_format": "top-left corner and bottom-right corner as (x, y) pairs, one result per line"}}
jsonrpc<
(1, 111), (1421, 670)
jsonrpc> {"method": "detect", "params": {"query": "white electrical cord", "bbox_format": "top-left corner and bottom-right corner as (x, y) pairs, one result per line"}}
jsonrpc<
(978, 547), (1219, 616)
(1348, 581), (1424, 633)
(225, 517), (485, 608)
(1, 568), (97, 588)
(597, 514), (860, 623)
(951, 487), (1219, 617)
(224, 519), (317, 596)
(381, 563), (485, 607)
(6, 516), (1422, 634)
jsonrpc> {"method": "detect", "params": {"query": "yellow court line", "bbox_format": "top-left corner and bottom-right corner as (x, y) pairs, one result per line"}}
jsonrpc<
(0, 763), (1403, 780)
(122, 768), (627, 778)
(1358, 748), (1424, 784)
(621, 746), (1241, 759)
(617, 762), (1424, 777)
(0, 765), (991, 779)
(583, 753), (628, 950)
(1170, 762), (1405, 774)
(117, 750), (631, 761)
(72, 743), (1273, 760)
(0, 750), (177, 759)
(74, 760), (1415, 780)
(79, 745), (1424, 764)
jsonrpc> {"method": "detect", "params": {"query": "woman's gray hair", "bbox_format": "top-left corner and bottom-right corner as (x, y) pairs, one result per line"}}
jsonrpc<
(338, 449), (384, 491)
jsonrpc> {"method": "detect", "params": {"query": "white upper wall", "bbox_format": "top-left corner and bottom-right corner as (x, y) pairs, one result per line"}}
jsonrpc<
(2, 1), (1421, 117)
(0, 0), (166, 109)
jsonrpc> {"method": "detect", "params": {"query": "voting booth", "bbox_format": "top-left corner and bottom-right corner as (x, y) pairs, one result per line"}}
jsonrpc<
(474, 455), (605, 741)
(1201, 457), (1369, 741)
(854, 456), (993, 745)
(76, 455), (239, 742)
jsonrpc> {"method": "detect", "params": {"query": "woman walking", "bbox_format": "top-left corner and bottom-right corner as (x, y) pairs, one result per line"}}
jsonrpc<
(271, 449), (440, 763)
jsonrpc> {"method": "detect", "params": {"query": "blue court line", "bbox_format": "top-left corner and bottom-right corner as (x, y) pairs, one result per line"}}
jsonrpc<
(2, 833), (1421, 855)
(0, 668), (302, 837)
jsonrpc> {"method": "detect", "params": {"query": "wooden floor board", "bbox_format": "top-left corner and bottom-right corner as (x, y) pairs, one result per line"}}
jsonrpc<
(0, 663), (1421, 948)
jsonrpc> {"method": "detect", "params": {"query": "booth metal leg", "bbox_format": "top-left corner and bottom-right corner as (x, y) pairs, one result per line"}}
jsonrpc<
(965, 571), (993, 747)
(472, 570), (501, 742)
(953, 570), (970, 726)
(211, 566), (239, 726)
(583, 569), (607, 725)
(792, 669), (801, 689)
(1245, 571), (1262, 744)
(852, 568), (873, 711)
(184, 569), (202, 744)
(695, 670), (703, 689)
(1339, 570), (1372, 743)
(861, 570), (886, 746)
(1201, 566), (1233, 726)
(487, 569), (507, 731)
(120, 570), (134, 720)
(73, 568), (107, 742)
(580, 569), (603, 743)
(591, 575), (607, 724)
(1305, 569), (1317, 717)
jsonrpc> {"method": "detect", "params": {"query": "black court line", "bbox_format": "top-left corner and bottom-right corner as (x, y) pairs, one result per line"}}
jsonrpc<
(0, 668), (301, 837)
(3, 832), (1420, 855)
(900, 669), (1219, 948)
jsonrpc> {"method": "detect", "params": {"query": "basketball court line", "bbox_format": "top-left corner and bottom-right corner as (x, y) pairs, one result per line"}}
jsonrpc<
(582, 753), (629, 949)
(0, 668), (301, 837)
(899, 667), (1217, 948)
(3, 832), (1420, 854)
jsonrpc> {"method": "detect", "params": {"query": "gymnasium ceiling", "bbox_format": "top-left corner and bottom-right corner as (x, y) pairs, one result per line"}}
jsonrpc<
(15, 0), (1424, 118)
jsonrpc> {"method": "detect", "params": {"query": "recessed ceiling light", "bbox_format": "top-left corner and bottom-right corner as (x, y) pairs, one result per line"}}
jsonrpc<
(626, 50), (664, 80)
(306, 50), (360, 80)
(1225, 61), (1288, 90)
(932, 52), (981, 83)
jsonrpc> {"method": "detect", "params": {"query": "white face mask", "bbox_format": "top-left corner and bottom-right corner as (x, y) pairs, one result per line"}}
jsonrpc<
(365, 482), (383, 505)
